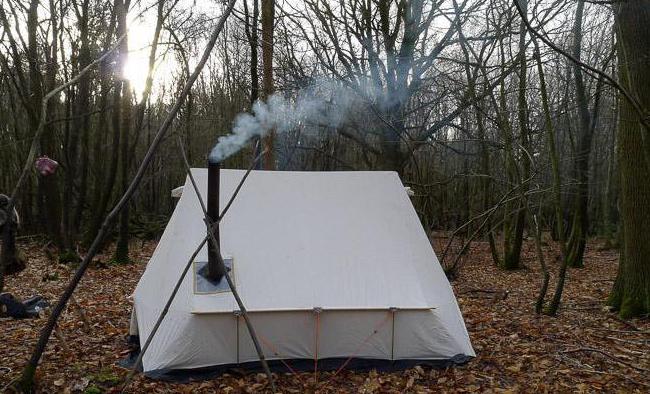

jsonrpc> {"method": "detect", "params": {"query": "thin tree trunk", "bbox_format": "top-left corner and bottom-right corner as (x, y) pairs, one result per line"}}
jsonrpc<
(244, 0), (261, 165)
(503, 0), (530, 270)
(565, 0), (592, 268)
(29, 0), (64, 250)
(261, 0), (276, 169)
(534, 37), (568, 316)
(528, 210), (549, 314)
(84, 3), (118, 247)
(498, 16), (524, 270)
(114, 0), (132, 264)
(452, 0), (500, 265)
(71, 0), (92, 244)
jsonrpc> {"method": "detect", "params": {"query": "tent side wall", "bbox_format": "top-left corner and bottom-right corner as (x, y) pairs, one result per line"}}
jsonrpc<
(139, 308), (472, 372)
(132, 170), (475, 374)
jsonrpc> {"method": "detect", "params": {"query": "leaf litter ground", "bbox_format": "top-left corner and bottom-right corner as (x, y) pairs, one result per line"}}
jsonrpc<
(1, 238), (648, 393)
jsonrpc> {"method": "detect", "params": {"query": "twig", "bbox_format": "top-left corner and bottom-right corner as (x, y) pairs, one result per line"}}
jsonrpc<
(560, 353), (650, 389)
(560, 347), (649, 372)
(69, 296), (90, 332)
(565, 305), (602, 311)
(607, 313), (642, 331)
(461, 288), (504, 294)
(591, 328), (650, 335)
(53, 325), (69, 353)
(460, 291), (509, 301)
(604, 336), (650, 346)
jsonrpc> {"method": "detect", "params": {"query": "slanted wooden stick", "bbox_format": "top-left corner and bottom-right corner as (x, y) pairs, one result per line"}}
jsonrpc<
(121, 237), (208, 392)
(17, 2), (236, 390)
(178, 138), (276, 391)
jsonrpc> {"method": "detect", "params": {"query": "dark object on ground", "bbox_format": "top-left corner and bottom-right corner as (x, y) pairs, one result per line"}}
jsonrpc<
(0, 293), (48, 318)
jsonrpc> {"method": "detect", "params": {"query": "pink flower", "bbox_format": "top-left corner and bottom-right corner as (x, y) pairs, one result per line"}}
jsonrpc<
(35, 156), (59, 176)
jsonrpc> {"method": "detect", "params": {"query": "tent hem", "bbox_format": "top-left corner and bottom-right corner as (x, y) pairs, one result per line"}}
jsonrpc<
(120, 353), (473, 383)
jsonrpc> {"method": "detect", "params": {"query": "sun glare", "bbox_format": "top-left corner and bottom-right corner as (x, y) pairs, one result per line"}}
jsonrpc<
(124, 53), (150, 95)
(124, 18), (177, 99)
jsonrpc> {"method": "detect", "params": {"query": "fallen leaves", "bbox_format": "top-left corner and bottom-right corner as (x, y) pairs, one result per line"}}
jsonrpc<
(0, 238), (648, 393)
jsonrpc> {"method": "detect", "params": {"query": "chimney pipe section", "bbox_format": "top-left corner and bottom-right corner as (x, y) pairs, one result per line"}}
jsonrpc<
(207, 158), (225, 282)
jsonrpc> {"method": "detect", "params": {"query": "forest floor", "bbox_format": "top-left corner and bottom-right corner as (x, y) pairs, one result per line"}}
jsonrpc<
(1, 237), (649, 393)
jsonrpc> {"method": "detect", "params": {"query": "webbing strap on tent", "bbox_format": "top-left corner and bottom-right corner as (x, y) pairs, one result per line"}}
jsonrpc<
(390, 307), (397, 360)
(234, 312), (240, 364)
(313, 308), (322, 380)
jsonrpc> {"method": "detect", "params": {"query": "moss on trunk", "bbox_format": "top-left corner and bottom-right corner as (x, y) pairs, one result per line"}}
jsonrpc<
(607, 0), (650, 318)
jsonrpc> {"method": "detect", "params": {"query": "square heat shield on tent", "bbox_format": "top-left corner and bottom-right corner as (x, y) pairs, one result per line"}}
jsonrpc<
(194, 258), (234, 294)
(131, 170), (475, 375)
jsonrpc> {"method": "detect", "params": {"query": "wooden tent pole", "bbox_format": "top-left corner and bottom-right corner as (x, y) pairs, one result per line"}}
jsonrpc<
(179, 139), (276, 391)
(120, 237), (208, 392)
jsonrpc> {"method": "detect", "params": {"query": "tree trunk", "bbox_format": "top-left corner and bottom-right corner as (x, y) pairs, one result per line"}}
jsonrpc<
(71, 0), (92, 246)
(261, 0), (275, 169)
(378, 104), (404, 174)
(452, 0), (499, 265)
(245, 0), (261, 165)
(608, 0), (650, 318)
(505, 0), (530, 271)
(114, 0), (131, 264)
(565, 0), (592, 268)
(534, 37), (568, 316)
(28, 0), (64, 250)
(84, 7), (117, 247)
(499, 6), (527, 271)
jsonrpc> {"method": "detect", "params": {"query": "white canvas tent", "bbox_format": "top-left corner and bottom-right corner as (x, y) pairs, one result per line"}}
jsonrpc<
(130, 169), (474, 375)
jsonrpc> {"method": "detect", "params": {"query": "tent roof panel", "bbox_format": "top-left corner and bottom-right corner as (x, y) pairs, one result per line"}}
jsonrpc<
(135, 170), (455, 313)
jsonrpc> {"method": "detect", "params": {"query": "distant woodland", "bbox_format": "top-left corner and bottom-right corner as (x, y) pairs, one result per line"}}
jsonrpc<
(1, 0), (648, 320)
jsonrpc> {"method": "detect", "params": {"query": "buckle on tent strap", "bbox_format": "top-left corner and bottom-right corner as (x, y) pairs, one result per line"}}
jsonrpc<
(312, 307), (322, 314)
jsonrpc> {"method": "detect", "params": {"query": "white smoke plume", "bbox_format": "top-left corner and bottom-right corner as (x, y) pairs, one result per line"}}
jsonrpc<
(209, 79), (386, 162)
